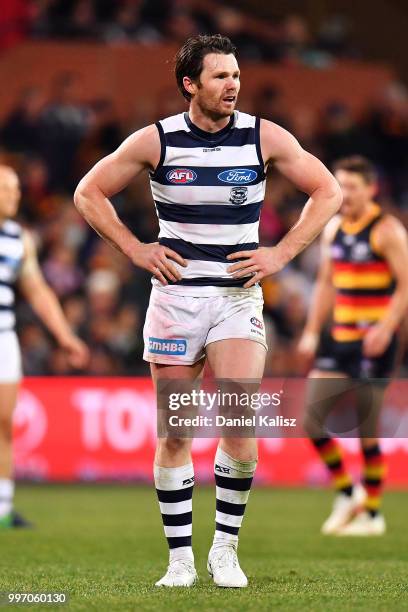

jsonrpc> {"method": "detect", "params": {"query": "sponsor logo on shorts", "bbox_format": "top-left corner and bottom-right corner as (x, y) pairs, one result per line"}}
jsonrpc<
(217, 168), (258, 184)
(229, 186), (248, 205)
(250, 316), (263, 330)
(148, 337), (187, 355)
(166, 168), (197, 184)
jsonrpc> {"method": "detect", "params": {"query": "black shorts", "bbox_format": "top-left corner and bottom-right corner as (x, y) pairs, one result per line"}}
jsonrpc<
(314, 332), (398, 382)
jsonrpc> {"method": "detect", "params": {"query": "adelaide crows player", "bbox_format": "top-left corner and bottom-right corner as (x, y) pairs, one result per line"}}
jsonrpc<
(299, 156), (408, 535)
(75, 35), (342, 586)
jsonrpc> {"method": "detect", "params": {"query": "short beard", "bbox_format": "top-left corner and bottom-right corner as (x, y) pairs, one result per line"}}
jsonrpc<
(196, 99), (235, 121)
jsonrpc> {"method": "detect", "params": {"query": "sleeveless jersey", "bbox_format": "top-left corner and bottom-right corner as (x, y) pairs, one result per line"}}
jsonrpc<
(0, 220), (24, 332)
(330, 206), (394, 342)
(149, 111), (266, 296)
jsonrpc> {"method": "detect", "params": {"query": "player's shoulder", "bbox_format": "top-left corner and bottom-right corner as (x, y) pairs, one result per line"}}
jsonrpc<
(373, 212), (408, 245)
(157, 112), (188, 134)
(259, 117), (291, 138)
(376, 212), (406, 232)
(234, 110), (257, 129)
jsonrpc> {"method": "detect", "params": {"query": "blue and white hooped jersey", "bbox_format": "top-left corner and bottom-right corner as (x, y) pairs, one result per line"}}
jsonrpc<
(149, 111), (266, 296)
(0, 220), (24, 331)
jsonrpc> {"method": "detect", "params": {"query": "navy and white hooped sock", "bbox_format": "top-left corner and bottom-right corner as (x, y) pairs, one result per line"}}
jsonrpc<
(154, 463), (194, 562)
(213, 447), (257, 546)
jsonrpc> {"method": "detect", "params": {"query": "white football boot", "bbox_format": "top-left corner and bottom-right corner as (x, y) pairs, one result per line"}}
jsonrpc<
(207, 543), (248, 588)
(155, 558), (197, 587)
(321, 483), (367, 535)
(336, 511), (386, 536)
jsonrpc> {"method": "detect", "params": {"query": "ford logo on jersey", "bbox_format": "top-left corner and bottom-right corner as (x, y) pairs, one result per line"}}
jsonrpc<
(148, 337), (187, 355)
(166, 168), (197, 184)
(218, 168), (258, 184)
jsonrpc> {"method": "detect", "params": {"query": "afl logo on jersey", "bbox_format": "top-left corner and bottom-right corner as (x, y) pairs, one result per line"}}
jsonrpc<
(166, 168), (197, 184)
(218, 168), (258, 184)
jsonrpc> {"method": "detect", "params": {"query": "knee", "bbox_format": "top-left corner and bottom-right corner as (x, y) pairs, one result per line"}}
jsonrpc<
(302, 407), (325, 439)
(302, 410), (314, 437)
(157, 437), (192, 455)
(221, 439), (257, 462)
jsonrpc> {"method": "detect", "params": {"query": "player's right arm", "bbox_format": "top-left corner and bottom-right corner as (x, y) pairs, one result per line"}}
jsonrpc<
(298, 217), (340, 358)
(74, 125), (186, 285)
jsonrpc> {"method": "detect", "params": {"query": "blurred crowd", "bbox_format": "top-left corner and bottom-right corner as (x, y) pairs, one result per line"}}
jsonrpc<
(1, 65), (407, 377)
(3, 0), (359, 66)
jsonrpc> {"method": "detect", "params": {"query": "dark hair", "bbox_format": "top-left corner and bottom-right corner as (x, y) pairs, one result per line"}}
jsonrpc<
(332, 155), (378, 184)
(174, 34), (237, 101)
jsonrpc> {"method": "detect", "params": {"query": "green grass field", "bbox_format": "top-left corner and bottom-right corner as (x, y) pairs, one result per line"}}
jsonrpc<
(0, 485), (407, 611)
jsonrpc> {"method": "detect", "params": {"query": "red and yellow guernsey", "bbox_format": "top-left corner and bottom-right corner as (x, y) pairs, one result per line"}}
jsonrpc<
(330, 204), (394, 342)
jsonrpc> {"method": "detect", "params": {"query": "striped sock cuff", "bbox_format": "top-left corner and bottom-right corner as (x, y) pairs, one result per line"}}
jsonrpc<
(154, 463), (194, 550)
(362, 444), (381, 459)
(214, 447), (257, 543)
(362, 445), (386, 515)
(312, 438), (352, 493)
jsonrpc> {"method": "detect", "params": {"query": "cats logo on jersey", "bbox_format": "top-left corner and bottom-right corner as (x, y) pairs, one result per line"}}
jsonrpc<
(229, 186), (248, 205)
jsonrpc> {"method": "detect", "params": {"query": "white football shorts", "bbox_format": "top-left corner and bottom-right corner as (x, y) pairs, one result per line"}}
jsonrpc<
(0, 330), (22, 383)
(143, 286), (267, 365)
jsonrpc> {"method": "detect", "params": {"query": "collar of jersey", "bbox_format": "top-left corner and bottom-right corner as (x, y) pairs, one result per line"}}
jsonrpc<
(341, 203), (381, 234)
(184, 112), (235, 142)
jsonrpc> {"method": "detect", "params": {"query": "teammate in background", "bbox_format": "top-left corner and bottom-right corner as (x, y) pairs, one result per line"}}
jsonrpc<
(0, 165), (89, 529)
(299, 156), (408, 536)
(75, 34), (342, 587)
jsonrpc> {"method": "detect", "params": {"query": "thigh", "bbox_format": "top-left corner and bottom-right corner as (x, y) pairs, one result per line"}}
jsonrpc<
(150, 360), (205, 387)
(356, 384), (385, 440)
(304, 370), (350, 438)
(362, 333), (399, 380)
(206, 339), (266, 379)
(152, 360), (205, 439)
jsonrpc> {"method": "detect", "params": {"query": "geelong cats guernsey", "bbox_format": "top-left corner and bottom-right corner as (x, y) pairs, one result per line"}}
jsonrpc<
(330, 205), (395, 342)
(0, 220), (24, 331)
(149, 111), (266, 296)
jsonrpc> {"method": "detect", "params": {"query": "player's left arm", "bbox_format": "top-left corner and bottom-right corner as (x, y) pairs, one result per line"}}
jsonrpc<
(363, 216), (408, 358)
(228, 119), (342, 287)
(17, 230), (89, 368)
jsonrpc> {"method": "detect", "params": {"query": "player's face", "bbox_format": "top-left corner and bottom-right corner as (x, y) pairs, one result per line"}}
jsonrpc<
(0, 169), (21, 219)
(191, 53), (240, 119)
(335, 170), (376, 219)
